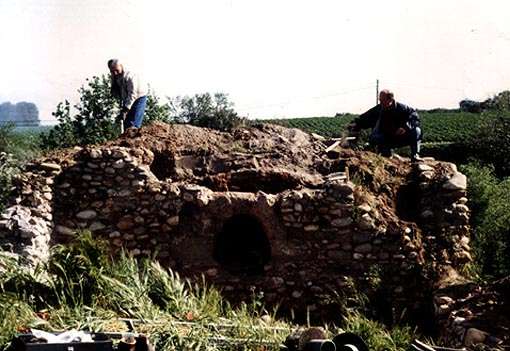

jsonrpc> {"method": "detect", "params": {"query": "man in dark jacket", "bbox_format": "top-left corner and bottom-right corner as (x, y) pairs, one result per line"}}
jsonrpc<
(349, 89), (422, 162)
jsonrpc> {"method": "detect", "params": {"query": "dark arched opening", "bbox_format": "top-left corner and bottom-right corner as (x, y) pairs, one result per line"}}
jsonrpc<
(213, 214), (271, 275)
(150, 151), (175, 181)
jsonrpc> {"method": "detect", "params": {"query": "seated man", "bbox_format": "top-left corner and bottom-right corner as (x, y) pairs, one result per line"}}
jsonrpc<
(108, 59), (148, 130)
(349, 89), (422, 162)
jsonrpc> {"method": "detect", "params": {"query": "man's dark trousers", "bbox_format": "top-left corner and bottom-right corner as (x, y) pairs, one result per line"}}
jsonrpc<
(124, 96), (147, 129)
(369, 127), (422, 158)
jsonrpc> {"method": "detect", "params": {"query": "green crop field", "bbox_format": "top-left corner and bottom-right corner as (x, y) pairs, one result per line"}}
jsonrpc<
(264, 111), (504, 144)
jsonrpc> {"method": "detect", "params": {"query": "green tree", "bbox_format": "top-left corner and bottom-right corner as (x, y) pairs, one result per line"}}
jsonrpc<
(41, 75), (171, 150)
(170, 92), (244, 131)
(482, 90), (510, 111)
(464, 115), (510, 177)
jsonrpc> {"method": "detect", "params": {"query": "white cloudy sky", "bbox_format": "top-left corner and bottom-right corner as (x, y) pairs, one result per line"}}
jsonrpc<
(1, 0), (510, 123)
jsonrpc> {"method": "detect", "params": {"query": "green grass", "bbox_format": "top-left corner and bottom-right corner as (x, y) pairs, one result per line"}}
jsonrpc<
(0, 232), (419, 351)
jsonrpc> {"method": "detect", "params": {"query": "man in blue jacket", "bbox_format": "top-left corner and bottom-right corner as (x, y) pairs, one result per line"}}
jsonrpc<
(349, 89), (422, 162)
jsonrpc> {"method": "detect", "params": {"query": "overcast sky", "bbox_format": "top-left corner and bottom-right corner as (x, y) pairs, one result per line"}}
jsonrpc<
(1, 0), (509, 123)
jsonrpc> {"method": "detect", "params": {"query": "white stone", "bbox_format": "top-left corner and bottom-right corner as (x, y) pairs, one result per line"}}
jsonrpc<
(358, 203), (371, 213)
(417, 164), (434, 172)
(454, 204), (469, 213)
(458, 197), (468, 204)
(40, 162), (61, 172)
(443, 172), (467, 191)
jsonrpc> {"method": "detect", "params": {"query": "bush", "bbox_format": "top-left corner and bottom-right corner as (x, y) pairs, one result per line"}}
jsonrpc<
(461, 162), (510, 278)
(463, 115), (510, 177)
(40, 75), (172, 150)
(0, 152), (18, 212)
(170, 93), (244, 131)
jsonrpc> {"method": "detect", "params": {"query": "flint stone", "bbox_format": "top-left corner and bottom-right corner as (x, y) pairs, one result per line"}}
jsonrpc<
(206, 268), (218, 277)
(417, 164), (434, 172)
(464, 328), (488, 346)
(166, 216), (179, 226)
(89, 221), (106, 231)
(55, 225), (75, 236)
(358, 213), (375, 230)
(303, 224), (319, 232)
(40, 163), (61, 172)
(111, 149), (126, 159)
(327, 251), (350, 260)
(112, 160), (126, 169)
(89, 149), (102, 159)
(358, 203), (371, 213)
(421, 210), (434, 219)
(354, 243), (372, 253)
(454, 204), (469, 213)
(331, 217), (353, 228)
(291, 290), (303, 298)
(76, 210), (97, 220)
(131, 249), (141, 256)
(458, 197), (468, 204)
(435, 296), (454, 305)
(109, 231), (121, 238)
(117, 217), (135, 230)
(353, 232), (371, 244)
(443, 172), (467, 191)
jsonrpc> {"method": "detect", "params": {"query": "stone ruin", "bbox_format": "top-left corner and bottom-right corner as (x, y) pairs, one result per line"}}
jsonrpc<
(0, 122), (485, 345)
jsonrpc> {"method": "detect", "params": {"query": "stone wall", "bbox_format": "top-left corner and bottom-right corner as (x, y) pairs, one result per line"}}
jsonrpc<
(0, 125), (471, 320)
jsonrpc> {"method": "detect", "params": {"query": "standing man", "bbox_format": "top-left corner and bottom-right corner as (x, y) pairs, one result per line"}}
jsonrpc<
(348, 89), (422, 162)
(108, 59), (148, 130)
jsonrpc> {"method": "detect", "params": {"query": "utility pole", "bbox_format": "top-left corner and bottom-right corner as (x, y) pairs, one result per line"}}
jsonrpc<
(376, 79), (379, 104)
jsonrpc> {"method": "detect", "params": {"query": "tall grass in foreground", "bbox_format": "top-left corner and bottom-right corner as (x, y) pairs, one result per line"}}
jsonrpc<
(0, 232), (415, 350)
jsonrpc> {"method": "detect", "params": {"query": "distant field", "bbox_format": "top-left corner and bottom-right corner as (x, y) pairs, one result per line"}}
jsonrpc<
(13, 125), (53, 134)
(265, 111), (503, 143)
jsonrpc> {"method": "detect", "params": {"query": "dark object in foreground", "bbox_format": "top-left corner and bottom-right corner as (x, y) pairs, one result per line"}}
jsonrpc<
(282, 328), (368, 351)
(10, 333), (112, 351)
